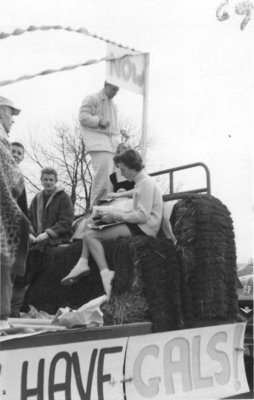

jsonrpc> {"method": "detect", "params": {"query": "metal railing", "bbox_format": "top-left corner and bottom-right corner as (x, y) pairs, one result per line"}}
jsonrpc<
(150, 162), (211, 201)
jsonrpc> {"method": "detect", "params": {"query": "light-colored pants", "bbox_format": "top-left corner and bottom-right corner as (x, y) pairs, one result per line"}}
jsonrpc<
(89, 151), (114, 208)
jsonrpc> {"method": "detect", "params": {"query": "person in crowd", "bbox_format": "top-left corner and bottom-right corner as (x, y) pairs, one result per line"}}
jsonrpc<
(11, 141), (28, 216)
(0, 96), (29, 329)
(79, 81), (121, 208)
(10, 142), (29, 317)
(108, 142), (135, 193)
(11, 141), (25, 164)
(24, 167), (74, 285)
(61, 149), (163, 300)
(29, 167), (74, 244)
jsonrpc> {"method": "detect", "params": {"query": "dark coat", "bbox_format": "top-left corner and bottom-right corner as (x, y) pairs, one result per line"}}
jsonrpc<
(17, 187), (28, 217)
(29, 187), (74, 244)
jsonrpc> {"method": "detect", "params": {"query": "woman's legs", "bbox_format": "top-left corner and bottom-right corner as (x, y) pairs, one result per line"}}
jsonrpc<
(85, 225), (132, 298)
(61, 224), (132, 298)
(61, 232), (91, 286)
(85, 224), (132, 271)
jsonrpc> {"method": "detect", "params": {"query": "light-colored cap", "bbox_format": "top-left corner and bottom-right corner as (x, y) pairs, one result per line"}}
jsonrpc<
(0, 96), (21, 115)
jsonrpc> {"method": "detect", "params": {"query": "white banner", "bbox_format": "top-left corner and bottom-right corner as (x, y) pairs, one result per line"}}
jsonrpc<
(0, 337), (127, 400)
(125, 323), (249, 399)
(106, 44), (146, 95)
(0, 323), (249, 399)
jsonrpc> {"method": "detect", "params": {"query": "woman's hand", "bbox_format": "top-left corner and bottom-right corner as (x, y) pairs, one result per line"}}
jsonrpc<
(106, 192), (118, 199)
(101, 211), (115, 224)
(106, 191), (127, 199)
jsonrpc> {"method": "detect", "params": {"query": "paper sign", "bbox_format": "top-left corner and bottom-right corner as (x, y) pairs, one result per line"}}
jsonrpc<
(125, 323), (249, 399)
(0, 323), (249, 399)
(106, 43), (146, 95)
(0, 337), (127, 400)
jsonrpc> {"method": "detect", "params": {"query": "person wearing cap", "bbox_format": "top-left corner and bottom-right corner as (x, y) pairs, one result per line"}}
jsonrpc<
(0, 96), (21, 134)
(79, 81), (121, 208)
(0, 96), (29, 329)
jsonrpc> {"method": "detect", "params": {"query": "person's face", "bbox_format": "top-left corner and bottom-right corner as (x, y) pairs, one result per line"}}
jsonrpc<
(0, 106), (15, 134)
(104, 84), (119, 99)
(11, 145), (24, 164)
(118, 162), (137, 181)
(41, 174), (57, 194)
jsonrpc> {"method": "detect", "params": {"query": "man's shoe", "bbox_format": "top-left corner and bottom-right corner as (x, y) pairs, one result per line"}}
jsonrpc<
(100, 269), (115, 300)
(61, 259), (90, 286)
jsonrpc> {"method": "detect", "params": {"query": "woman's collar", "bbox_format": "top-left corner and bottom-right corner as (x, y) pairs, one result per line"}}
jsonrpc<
(134, 169), (146, 183)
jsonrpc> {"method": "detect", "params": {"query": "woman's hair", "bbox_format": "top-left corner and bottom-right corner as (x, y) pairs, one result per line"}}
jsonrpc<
(113, 149), (144, 172)
(41, 167), (58, 181)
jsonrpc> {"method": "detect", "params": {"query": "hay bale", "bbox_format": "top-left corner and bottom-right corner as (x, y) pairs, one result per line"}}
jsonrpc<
(102, 236), (183, 332)
(171, 194), (238, 322)
(24, 241), (104, 314)
(102, 268), (149, 325)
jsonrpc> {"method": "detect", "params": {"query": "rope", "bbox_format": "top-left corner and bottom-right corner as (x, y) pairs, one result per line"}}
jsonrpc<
(0, 25), (144, 87)
(0, 54), (133, 88)
(0, 24), (139, 51)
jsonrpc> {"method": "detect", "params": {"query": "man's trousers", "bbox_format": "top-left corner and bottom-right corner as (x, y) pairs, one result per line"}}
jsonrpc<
(89, 151), (114, 208)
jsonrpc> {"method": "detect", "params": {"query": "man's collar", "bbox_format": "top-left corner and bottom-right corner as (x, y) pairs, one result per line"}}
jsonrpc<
(0, 122), (8, 135)
(43, 187), (57, 196)
(0, 122), (9, 140)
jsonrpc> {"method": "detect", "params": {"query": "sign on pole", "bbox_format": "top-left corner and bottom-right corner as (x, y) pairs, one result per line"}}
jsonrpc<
(106, 44), (149, 162)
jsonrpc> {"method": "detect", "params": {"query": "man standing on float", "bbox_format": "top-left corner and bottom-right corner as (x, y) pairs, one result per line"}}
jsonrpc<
(79, 81), (121, 208)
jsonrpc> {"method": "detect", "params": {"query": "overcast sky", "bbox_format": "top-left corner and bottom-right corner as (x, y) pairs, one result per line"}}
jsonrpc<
(1, 0), (253, 262)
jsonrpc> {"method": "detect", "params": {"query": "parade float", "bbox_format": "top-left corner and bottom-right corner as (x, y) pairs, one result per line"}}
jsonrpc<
(0, 26), (251, 400)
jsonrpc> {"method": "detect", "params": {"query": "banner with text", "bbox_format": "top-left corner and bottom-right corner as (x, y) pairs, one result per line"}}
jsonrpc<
(106, 43), (146, 95)
(125, 323), (248, 399)
(0, 323), (248, 399)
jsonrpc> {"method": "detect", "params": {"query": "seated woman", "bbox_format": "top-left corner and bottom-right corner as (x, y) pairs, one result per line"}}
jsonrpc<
(61, 149), (163, 299)
(71, 142), (135, 241)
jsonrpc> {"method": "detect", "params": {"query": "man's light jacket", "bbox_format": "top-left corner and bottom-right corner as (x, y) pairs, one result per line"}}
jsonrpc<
(79, 89), (121, 153)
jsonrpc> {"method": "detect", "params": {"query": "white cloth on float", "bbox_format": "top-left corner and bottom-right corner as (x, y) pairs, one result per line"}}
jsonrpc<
(71, 197), (133, 240)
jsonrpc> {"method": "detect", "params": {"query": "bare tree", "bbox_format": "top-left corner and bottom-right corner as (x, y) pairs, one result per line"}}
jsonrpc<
(118, 113), (142, 149)
(25, 117), (142, 215)
(25, 120), (92, 215)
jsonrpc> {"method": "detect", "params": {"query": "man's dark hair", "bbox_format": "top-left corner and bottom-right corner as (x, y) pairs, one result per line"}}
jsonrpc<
(11, 141), (25, 151)
(41, 167), (58, 181)
(113, 149), (144, 172)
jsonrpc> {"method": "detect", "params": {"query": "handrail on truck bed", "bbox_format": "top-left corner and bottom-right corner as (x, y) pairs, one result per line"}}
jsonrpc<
(150, 162), (211, 201)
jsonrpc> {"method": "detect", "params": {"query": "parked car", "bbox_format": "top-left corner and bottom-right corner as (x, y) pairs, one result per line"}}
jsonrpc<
(237, 270), (253, 394)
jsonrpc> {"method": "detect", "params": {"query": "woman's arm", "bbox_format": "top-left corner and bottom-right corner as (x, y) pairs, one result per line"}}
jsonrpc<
(107, 188), (134, 199)
(111, 181), (154, 224)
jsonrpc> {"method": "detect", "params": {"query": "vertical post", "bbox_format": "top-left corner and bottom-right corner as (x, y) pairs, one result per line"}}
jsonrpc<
(141, 53), (150, 164)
